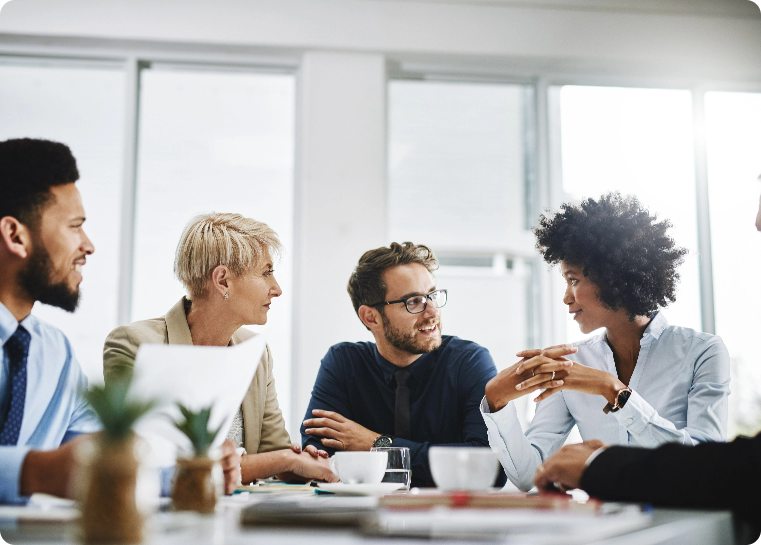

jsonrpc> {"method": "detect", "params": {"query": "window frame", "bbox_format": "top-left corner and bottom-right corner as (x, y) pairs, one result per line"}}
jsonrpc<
(4, 36), (761, 435)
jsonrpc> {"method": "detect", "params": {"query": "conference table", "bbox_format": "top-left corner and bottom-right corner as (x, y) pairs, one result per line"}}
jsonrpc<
(0, 490), (742, 545)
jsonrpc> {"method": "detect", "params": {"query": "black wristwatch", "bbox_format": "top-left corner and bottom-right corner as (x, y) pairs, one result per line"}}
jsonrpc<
(373, 435), (394, 448)
(603, 387), (632, 414)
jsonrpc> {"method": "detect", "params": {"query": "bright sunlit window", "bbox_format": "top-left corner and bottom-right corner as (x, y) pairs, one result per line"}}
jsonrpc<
(387, 79), (538, 429)
(705, 91), (761, 438)
(559, 86), (701, 343)
(0, 60), (297, 435)
(0, 61), (125, 383)
(133, 66), (296, 435)
(388, 80), (534, 372)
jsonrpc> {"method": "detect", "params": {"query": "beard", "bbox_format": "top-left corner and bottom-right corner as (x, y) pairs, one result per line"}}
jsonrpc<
(380, 311), (442, 355)
(18, 237), (80, 313)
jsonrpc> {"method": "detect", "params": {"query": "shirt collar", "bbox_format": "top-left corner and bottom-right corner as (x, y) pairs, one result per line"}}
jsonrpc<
(0, 301), (35, 348)
(642, 311), (668, 340)
(596, 310), (668, 344)
(374, 345), (436, 386)
(584, 310), (668, 346)
(0, 301), (18, 347)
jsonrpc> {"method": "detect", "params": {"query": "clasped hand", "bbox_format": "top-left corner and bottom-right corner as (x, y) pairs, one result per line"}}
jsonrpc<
(286, 443), (339, 483)
(303, 409), (378, 451)
(485, 344), (627, 411)
(484, 344), (576, 412)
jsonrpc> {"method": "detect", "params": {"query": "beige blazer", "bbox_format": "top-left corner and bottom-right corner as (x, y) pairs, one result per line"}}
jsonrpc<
(103, 297), (292, 455)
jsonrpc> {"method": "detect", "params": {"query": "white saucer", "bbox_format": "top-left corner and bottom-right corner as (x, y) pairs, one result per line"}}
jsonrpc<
(318, 482), (405, 496)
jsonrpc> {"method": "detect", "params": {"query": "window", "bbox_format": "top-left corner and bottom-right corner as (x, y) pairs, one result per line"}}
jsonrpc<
(558, 86), (702, 342)
(0, 61), (125, 383)
(705, 91), (761, 438)
(0, 59), (297, 434)
(132, 66), (296, 430)
(4, 43), (759, 446)
(389, 80), (531, 248)
(388, 79), (535, 367)
(388, 79), (536, 424)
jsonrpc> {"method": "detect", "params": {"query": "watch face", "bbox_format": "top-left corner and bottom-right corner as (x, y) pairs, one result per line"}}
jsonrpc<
(618, 389), (632, 408)
(373, 435), (393, 448)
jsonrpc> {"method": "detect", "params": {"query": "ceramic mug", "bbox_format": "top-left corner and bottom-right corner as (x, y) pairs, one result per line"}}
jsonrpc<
(428, 446), (499, 490)
(328, 451), (388, 484)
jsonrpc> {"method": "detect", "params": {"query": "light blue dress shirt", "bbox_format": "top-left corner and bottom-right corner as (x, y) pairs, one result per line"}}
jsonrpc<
(481, 312), (730, 491)
(0, 302), (100, 503)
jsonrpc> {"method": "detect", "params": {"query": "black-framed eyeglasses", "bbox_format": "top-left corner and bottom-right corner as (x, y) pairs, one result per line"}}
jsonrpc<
(370, 289), (447, 315)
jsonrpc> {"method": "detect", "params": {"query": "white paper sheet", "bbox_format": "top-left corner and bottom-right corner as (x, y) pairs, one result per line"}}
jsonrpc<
(128, 334), (266, 468)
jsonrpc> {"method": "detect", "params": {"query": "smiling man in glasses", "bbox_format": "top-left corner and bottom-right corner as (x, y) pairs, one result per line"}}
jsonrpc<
(301, 242), (504, 487)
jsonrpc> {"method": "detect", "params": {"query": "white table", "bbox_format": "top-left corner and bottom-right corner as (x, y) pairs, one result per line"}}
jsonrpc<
(0, 496), (740, 545)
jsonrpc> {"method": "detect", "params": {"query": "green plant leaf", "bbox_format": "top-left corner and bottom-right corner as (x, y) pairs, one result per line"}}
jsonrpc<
(84, 375), (155, 442)
(172, 403), (224, 457)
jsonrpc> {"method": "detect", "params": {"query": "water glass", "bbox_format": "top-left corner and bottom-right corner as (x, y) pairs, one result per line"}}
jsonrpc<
(371, 446), (411, 489)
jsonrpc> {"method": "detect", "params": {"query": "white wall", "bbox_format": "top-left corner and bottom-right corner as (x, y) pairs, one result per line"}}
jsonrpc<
(1, 0), (760, 80)
(293, 51), (385, 431)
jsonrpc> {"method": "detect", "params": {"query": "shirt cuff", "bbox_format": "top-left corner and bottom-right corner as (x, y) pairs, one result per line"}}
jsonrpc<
(612, 390), (655, 435)
(480, 396), (522, 479)
(160, 466), (175, 497)
(585, 446), (607, 467)
(480, 396), (521, 436)
(0, 446), (32, 504)
(480, 396), (512, 419)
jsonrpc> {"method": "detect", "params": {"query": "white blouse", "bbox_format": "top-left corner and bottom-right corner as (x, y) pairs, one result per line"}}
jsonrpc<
(481, 312), (730, 491)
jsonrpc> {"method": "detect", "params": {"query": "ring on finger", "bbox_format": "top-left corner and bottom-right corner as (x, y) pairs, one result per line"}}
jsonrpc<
(551, 371), (556, 380)
(532, 368), (536, 377)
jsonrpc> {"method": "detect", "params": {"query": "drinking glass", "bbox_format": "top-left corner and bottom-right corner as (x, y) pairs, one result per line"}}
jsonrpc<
(371, 446), (411, 489)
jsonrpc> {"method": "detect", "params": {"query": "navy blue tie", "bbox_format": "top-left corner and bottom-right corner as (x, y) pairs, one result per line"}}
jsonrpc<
(0, 326), (30, 445)
(394, 368), (411, 440)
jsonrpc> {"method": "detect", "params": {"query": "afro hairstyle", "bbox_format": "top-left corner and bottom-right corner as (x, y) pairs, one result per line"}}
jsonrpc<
(534, 192), (687, 320)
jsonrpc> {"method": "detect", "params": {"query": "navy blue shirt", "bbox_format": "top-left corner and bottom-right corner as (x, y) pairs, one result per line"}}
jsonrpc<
(301, 335), (506, 487)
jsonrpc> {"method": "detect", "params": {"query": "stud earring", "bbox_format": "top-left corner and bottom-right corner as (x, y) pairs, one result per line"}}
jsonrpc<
(224, 292), (229, 300)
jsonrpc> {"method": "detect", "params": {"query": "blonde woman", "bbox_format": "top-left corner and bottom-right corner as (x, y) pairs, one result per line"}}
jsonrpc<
(103, 213), (337, 484)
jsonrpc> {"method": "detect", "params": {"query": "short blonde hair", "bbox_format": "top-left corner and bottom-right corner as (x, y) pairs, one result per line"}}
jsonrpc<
(174, 212), (283, 299)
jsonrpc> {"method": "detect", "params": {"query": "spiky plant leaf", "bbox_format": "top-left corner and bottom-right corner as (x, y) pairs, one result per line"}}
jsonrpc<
(172, 404), (224, 457)
(84, 376), (155, 442)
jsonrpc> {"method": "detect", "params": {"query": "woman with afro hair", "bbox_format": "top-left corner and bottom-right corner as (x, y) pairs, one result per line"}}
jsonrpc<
(481, 192), (730, 492)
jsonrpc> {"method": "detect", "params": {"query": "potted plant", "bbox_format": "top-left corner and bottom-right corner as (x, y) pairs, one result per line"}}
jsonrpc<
(80, 377), (155, 544)
(170, 404), (224, 513)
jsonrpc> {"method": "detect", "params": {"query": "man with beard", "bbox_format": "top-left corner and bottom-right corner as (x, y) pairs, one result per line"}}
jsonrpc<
(0, 138), (241, 503)
(0, 138), (99, 502)
(301, 242), (504, 487)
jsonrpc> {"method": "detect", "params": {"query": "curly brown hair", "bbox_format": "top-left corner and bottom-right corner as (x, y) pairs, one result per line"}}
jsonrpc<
(534, 192), (687, 320)
(347, 242), (439, 328)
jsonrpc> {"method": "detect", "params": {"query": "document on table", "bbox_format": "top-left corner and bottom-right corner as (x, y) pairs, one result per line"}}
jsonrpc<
(128, 334), (266, 468)
(0, 494), (79, 522)
(370, 506), (651, 543)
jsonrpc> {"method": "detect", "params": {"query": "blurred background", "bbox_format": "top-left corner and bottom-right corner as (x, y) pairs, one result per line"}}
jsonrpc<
(1, 0), (760, 441)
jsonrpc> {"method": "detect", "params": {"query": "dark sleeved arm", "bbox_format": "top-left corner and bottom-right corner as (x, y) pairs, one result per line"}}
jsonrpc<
(395, 345), (504, 487)
(300, 348), (352, 455)
(581, 433), (761, 534)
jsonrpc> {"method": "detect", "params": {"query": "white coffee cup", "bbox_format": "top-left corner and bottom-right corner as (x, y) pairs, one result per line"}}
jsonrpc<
(328, 451), (388, 484)
(428, 447), (499, 490)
